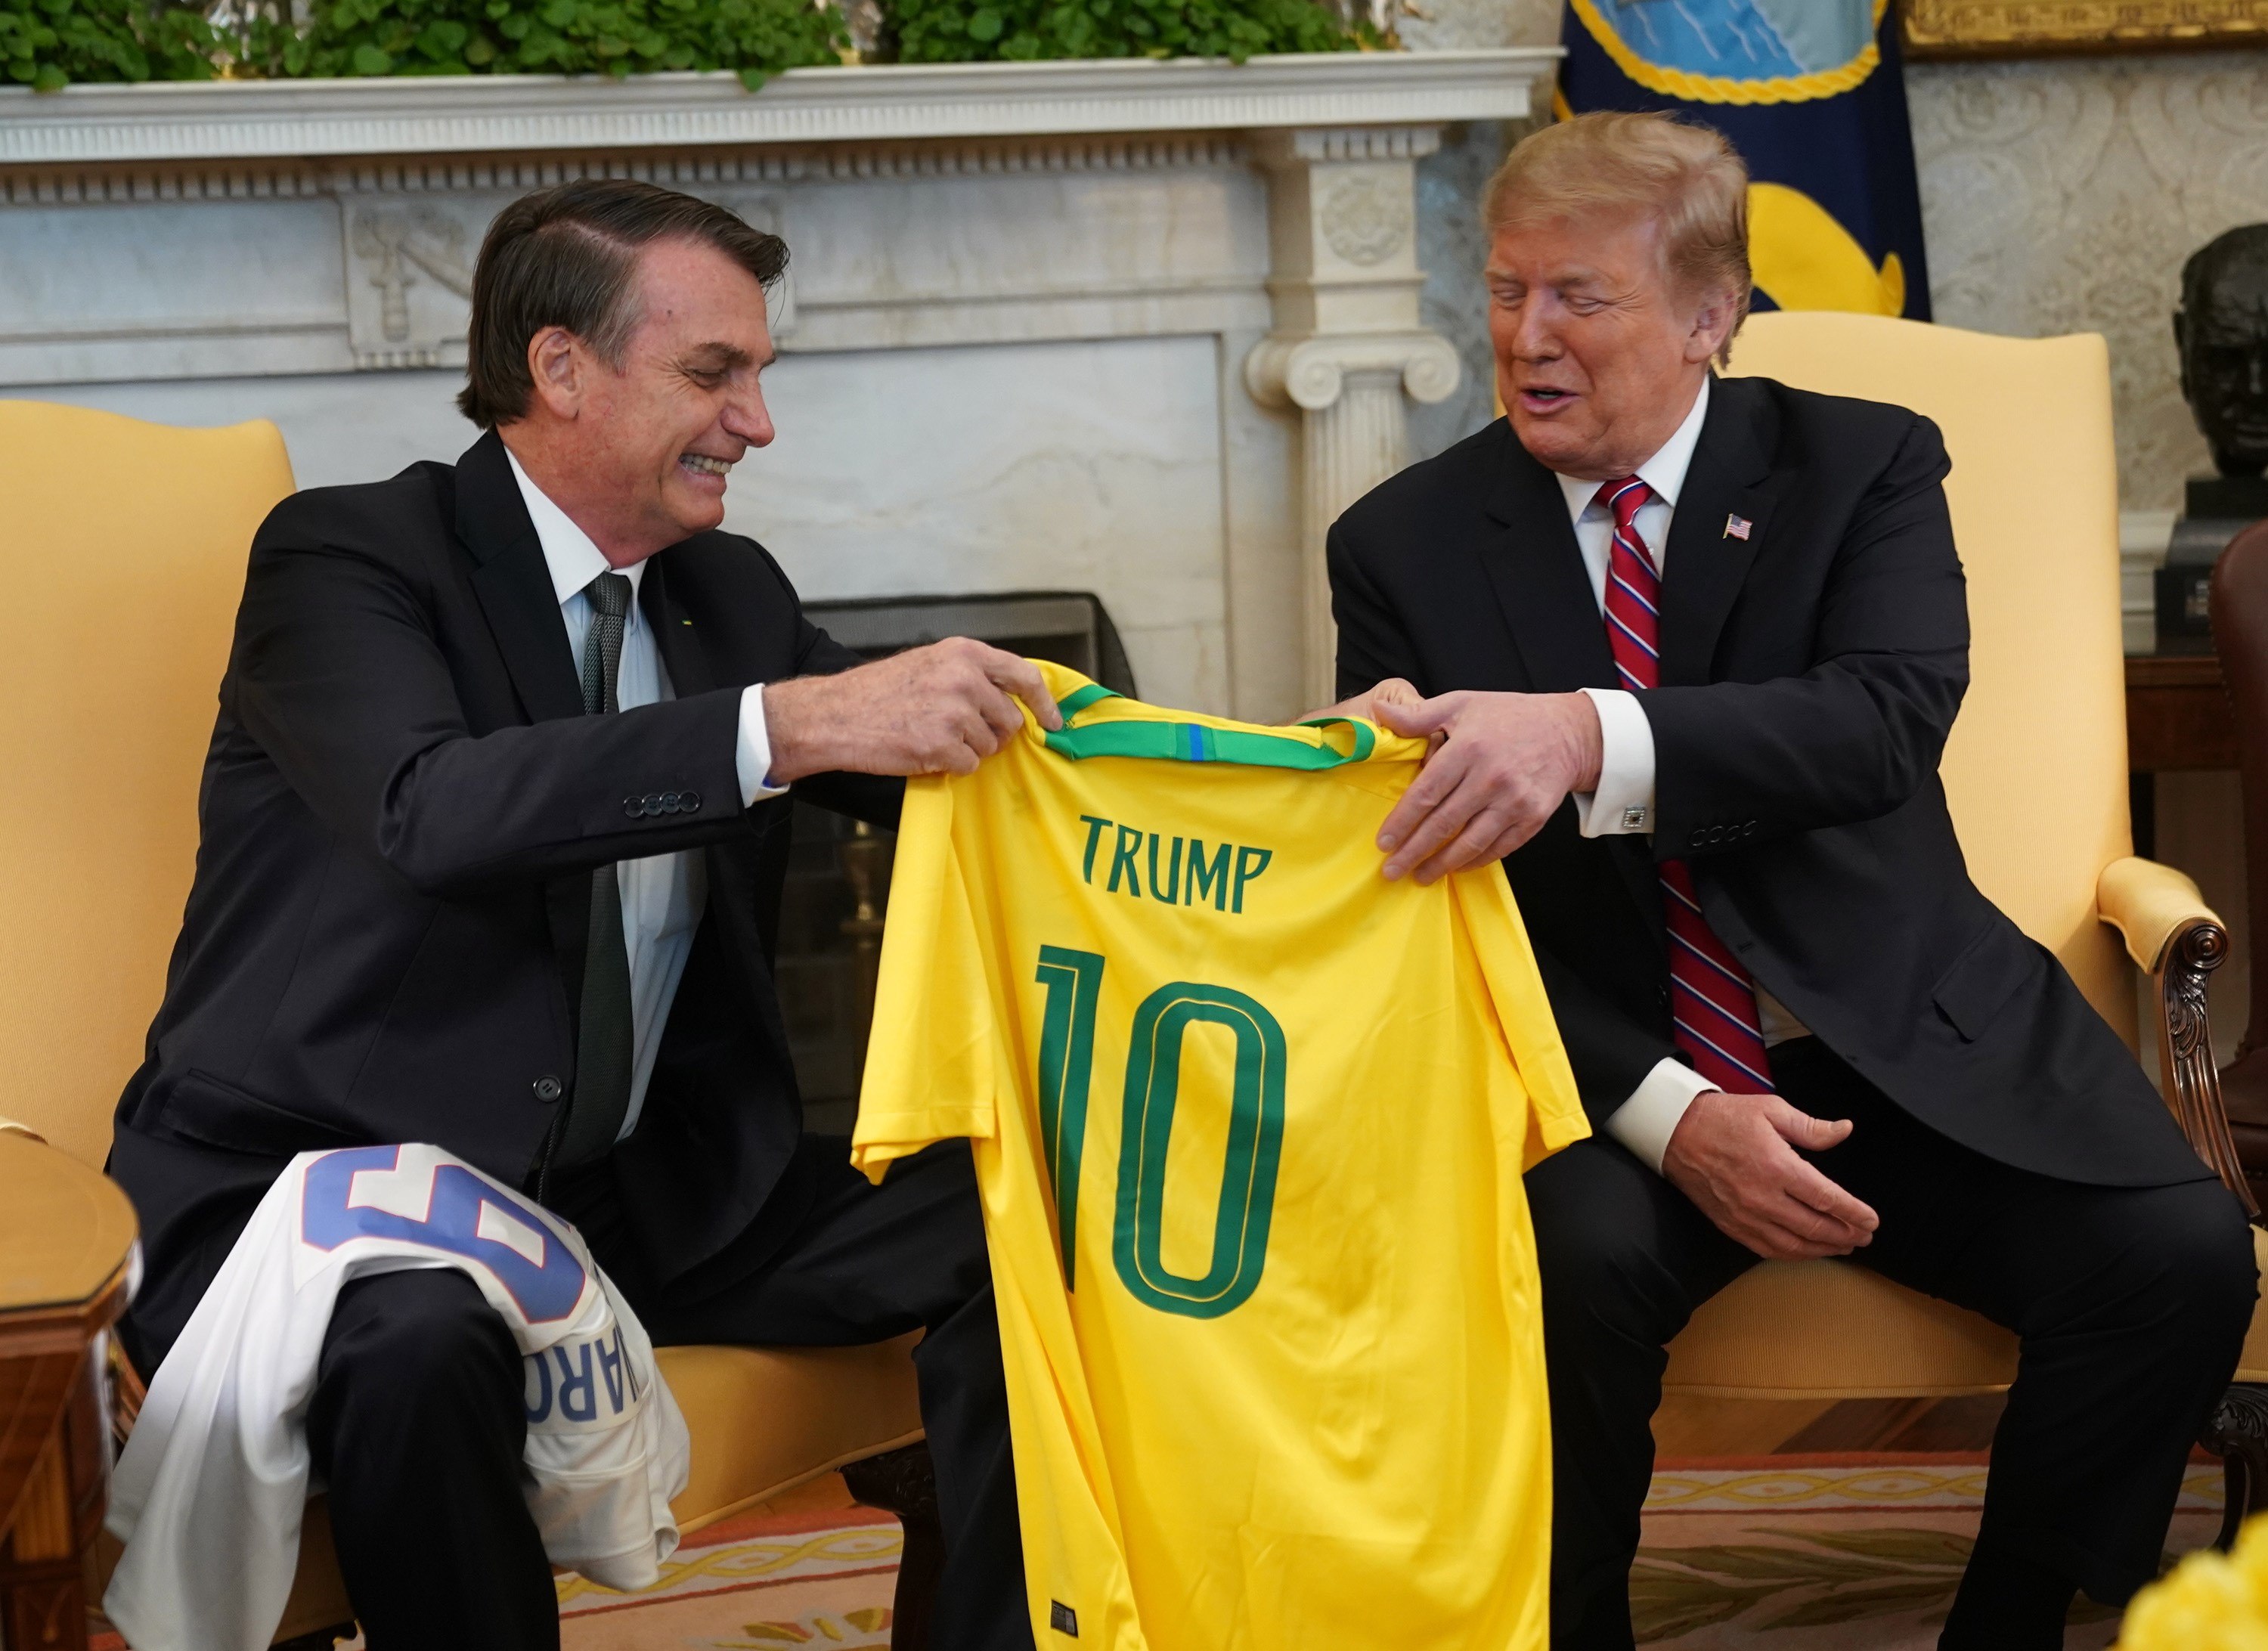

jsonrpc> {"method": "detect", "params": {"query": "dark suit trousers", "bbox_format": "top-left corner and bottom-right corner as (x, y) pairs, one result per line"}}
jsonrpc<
(1530, 1037), (2257, 1651)
(304, 1136), (1031, 1651)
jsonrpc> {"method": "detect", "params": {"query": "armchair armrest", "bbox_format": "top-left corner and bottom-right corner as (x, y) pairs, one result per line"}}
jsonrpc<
(2097, 856), (2256, 1216)
(2100, 856), (2223, 972)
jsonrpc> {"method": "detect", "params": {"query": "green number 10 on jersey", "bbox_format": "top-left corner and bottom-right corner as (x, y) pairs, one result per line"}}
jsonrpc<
(1034, 944), (1288, 1320)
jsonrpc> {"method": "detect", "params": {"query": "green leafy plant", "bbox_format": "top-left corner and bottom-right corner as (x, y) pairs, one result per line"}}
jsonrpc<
(3, 0), (216, 88)
(885, 0), (1365, 64)
(9, 0), (1374, 90)
(235, 0), (842, 86)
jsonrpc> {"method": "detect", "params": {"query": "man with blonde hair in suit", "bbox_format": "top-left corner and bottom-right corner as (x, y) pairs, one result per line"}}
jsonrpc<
(1324, 112), (2257, 1649)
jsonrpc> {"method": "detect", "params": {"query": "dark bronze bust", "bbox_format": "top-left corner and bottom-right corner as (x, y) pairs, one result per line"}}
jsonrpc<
(2176, 225), (2268, 484)
(2158, 228), (2268, 648)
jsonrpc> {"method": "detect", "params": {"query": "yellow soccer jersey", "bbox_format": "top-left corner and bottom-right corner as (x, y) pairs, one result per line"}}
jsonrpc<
(852, 662), (1588, 1651)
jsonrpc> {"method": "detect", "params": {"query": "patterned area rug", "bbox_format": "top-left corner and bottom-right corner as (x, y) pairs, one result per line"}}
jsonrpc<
(555, 1501), (901, 1649)
(1635, 1454), (2226, 1648)
(89, 1453), (2227, 1647)
(87, 1479), (906, 1651)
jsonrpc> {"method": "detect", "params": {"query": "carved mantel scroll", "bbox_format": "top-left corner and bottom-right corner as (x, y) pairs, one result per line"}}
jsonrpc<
(1244, 330), (1461, 413)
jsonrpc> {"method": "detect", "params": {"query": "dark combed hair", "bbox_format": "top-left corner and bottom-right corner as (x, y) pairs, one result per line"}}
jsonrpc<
(457, 178), (789, 429)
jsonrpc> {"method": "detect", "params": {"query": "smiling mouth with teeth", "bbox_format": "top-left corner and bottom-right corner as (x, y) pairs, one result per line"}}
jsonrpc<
(680, 454), (733, 477)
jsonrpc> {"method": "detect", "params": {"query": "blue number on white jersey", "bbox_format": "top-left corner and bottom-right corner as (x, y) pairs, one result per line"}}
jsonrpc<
(299, 1146), (587, 1324)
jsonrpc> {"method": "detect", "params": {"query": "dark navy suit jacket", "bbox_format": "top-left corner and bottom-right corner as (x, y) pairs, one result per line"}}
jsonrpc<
(1328, 376), (2207, 1189)
(112, 430), (898, 1367)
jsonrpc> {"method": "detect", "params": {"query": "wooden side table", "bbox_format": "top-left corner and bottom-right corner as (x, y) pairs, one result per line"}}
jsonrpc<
(2127, 652), (2238, 858)
(0, 1129), (138, 1651)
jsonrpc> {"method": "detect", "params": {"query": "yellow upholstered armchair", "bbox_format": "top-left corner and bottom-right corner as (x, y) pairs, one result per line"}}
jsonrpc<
(1662, 313), (2268, 1542)
(0, 401), (938, 1649)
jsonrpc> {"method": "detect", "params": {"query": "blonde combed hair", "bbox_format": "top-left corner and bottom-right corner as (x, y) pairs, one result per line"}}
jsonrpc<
(1483, 112), (1753, 362)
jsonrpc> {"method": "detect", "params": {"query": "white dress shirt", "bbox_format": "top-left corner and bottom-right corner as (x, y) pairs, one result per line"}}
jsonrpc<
(507, 451), (788, 1141)
(1547, 381), (1808, 1172)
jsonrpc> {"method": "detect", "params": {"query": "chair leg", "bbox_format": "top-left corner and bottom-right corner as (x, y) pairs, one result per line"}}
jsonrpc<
(0, 1566), (88, 1651)
(841, 1442), (942, 1651)
(2202, 1383), (2268, 1549)
(2, 1353), (108, 1651)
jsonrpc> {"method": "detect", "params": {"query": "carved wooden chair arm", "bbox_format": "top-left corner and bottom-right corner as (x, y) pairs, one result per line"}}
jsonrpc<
(2098, 856), (2256, 1217)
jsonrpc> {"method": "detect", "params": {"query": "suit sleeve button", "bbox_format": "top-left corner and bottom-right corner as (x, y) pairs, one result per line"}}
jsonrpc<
(683, 791), (701, 813)
(623, 797), (642, 819)
(661, 791), (682, 813)
(532, 1075), (563, 1103)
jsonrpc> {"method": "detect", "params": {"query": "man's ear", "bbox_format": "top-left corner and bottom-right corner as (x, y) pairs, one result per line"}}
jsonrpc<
(1684, 288), (1740, 366)
(525, 326), (584, 421)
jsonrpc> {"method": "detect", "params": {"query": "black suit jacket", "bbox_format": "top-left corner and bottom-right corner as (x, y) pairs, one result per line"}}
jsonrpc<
(111, 432), (900, 1361)
(1329, 376), (2208, 1189)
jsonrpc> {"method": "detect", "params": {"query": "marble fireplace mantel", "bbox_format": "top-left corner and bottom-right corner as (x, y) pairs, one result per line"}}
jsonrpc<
(0, 52), (1550, 163)
(1, 48), (1557, 717)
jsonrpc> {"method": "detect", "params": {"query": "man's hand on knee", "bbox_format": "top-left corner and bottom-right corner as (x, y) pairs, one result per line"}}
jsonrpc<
(764, 637), (1063, 782)
(1661, 1090), (1881, 1261)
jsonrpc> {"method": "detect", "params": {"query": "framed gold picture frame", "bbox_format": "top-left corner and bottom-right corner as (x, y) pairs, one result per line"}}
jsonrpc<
(1901, 0), (2268, 57)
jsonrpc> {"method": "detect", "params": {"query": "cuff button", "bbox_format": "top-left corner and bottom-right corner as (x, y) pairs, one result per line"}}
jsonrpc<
(532, 1075), (563, 1103)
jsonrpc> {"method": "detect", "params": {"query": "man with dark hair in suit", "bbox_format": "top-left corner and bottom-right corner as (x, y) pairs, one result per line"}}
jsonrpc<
(110, 178), (1052, 1651)
(1324, 112), (2257, 1650)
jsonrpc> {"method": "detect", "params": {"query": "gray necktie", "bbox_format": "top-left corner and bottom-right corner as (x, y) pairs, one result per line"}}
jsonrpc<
(553, 572), (636, 1169)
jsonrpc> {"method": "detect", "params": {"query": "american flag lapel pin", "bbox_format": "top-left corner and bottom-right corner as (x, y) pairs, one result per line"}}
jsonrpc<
(1724, 514), (1753, 541)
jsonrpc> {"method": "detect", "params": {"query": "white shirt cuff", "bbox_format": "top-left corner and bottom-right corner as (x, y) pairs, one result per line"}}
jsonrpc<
(1569, 687), (1657, 837)
(738, 685), (791, 805)
(1602, 1058), (1716, 1173)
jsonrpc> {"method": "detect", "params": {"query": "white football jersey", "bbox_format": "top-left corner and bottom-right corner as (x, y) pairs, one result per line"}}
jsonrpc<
(105, 1143), (690, 1651)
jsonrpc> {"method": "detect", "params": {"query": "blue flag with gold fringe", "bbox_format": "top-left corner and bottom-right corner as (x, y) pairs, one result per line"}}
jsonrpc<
(1556, 0), (1930, 321)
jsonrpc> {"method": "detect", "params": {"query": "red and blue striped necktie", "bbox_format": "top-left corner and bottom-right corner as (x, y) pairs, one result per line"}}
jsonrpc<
(1598, 477), (1775, 1096)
